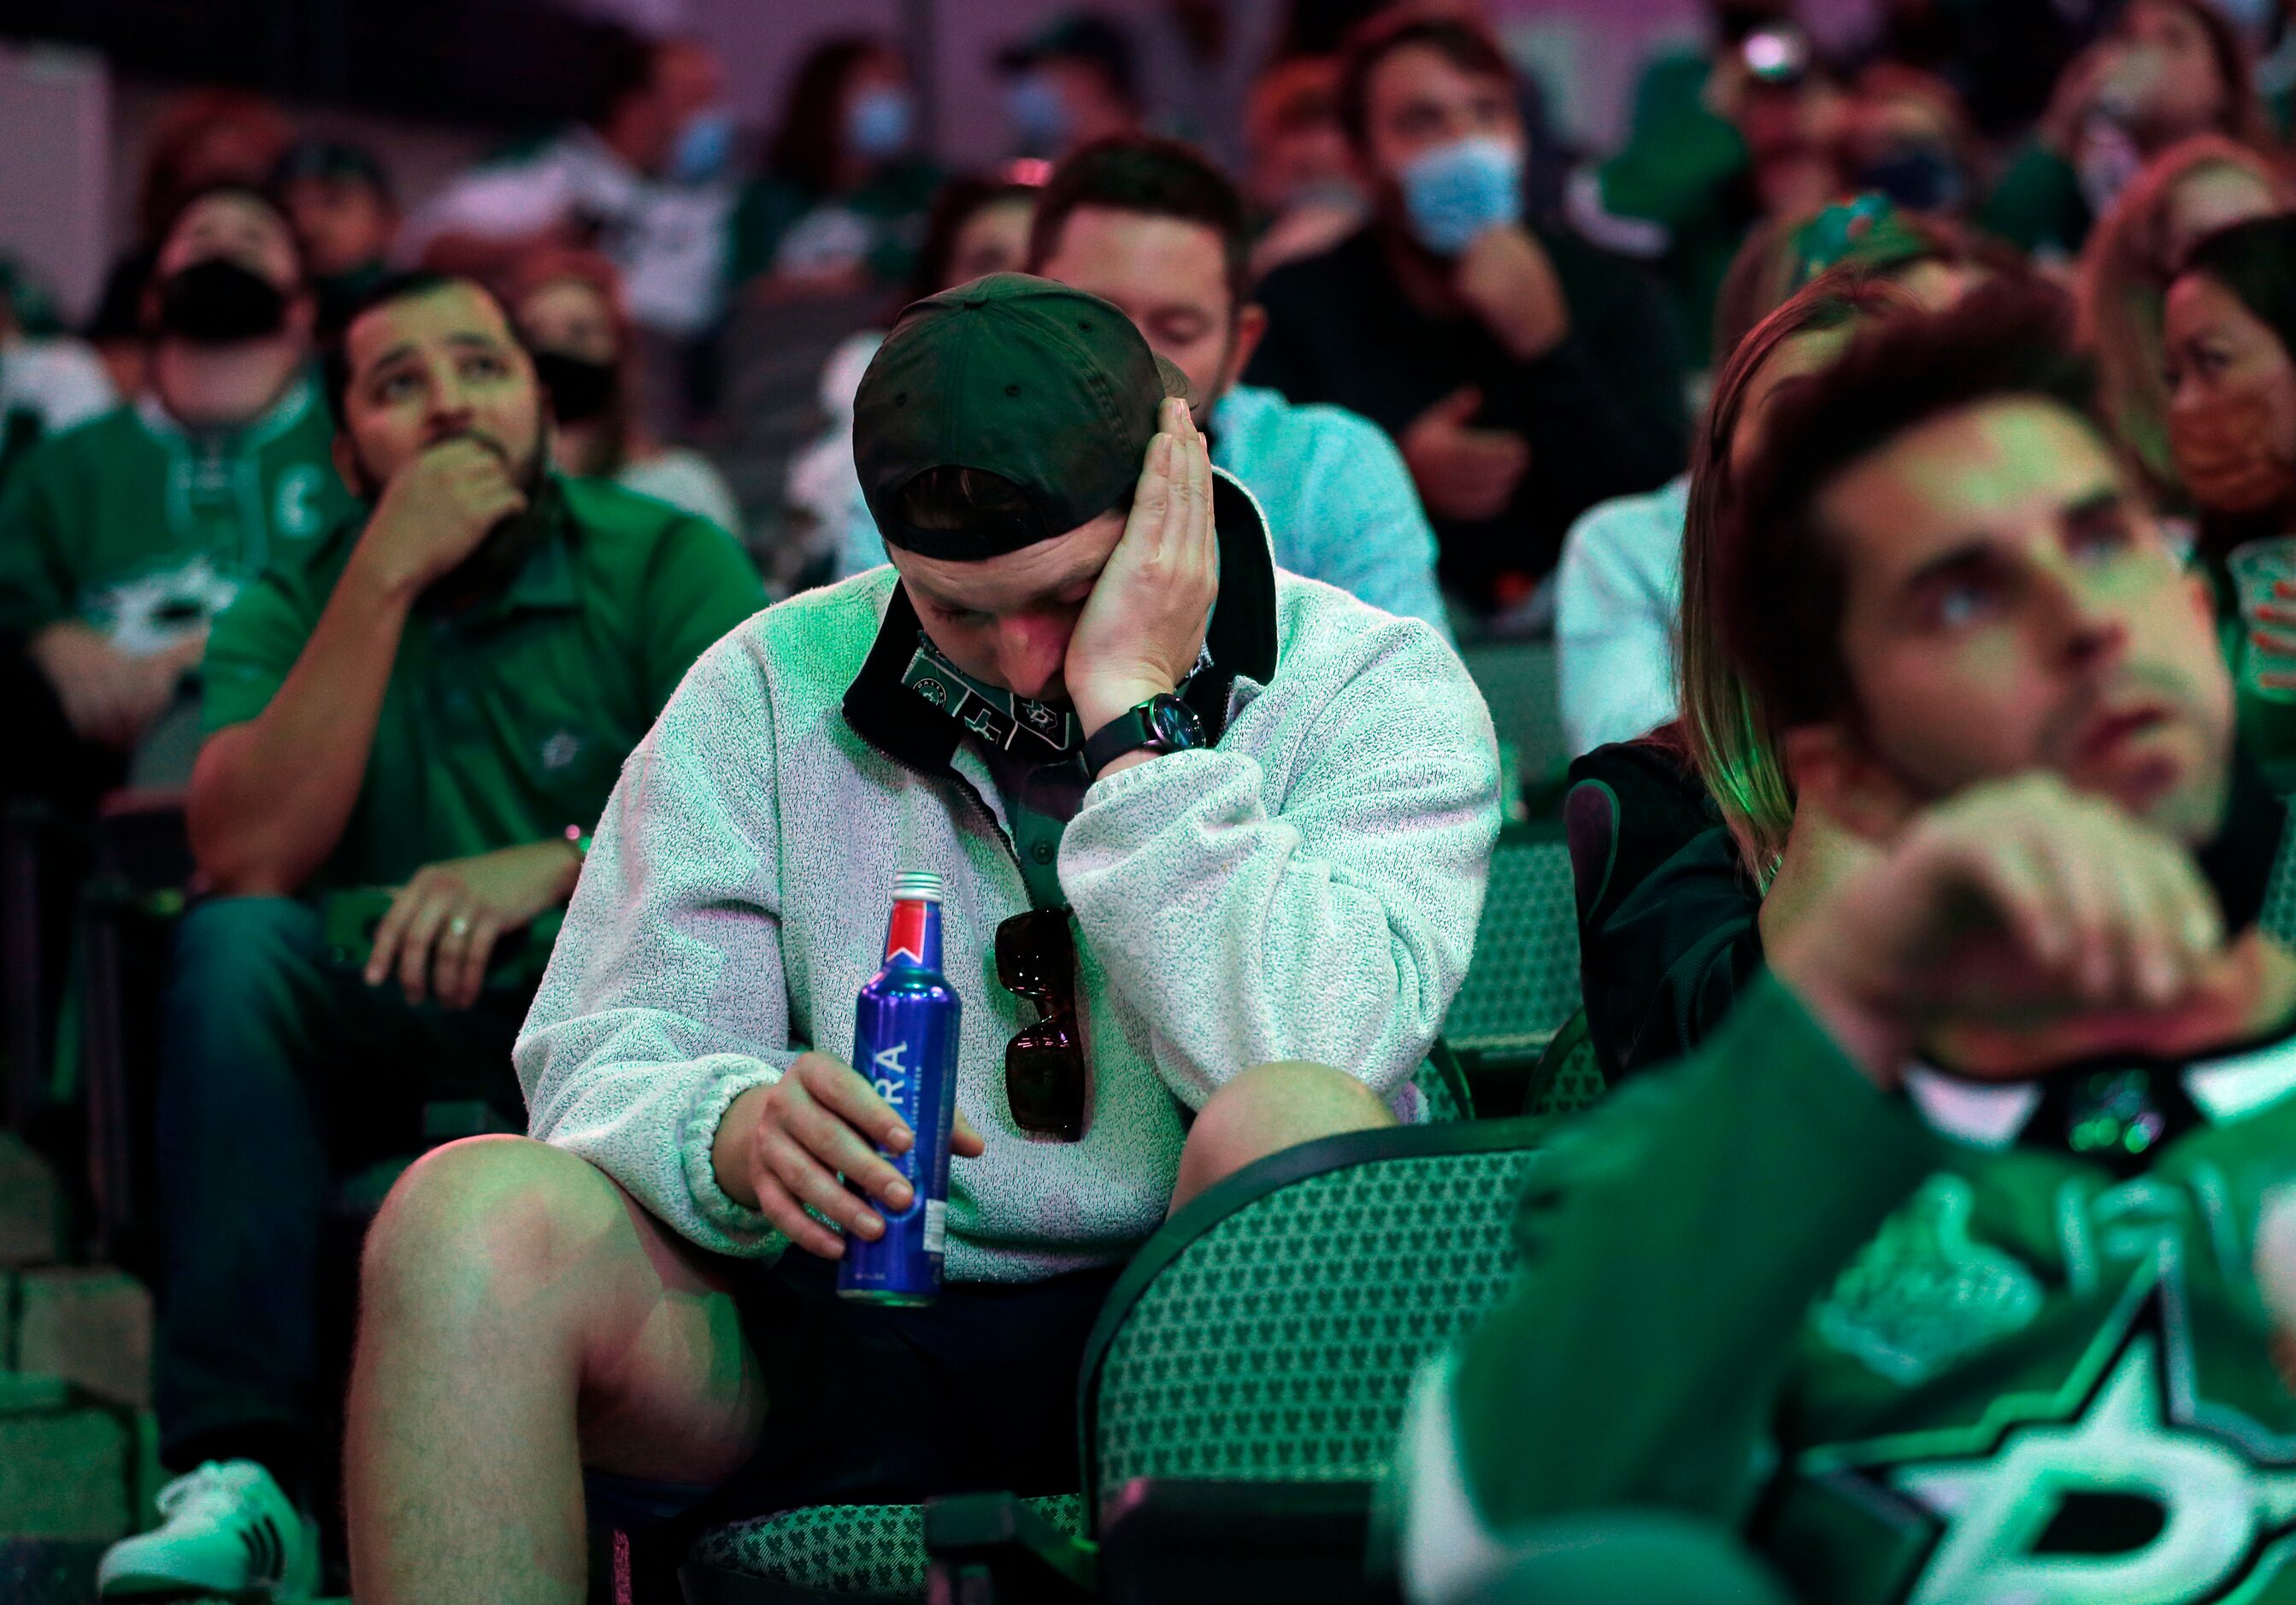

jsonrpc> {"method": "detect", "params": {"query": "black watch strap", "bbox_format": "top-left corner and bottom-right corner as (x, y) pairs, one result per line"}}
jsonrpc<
(1082, 694), (1202, 779)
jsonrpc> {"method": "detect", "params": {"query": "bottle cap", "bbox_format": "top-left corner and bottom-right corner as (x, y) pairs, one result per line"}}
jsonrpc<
(892, 870), (944, 903)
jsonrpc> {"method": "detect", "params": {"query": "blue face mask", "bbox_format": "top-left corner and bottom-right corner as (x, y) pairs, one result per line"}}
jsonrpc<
(847, 87), (915, 160)
(1008, 73), (1071, 151)
(669, 109), (734, 183)
(1397, 135), (1525, 256)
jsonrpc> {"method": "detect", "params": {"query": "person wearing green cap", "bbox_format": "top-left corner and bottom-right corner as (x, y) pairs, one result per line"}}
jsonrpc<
(94, 268), (762, 1602)
(0, 183), (352, 813)
(339, 271), (1500, 1599)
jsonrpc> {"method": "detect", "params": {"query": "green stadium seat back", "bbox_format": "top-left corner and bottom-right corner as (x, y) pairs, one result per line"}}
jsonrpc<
(1445, 830), (1581, 1058)
(1459, 638), (1565, 794)
(1080, 1120), (1547, 1511)
(2265, 799), (2296, 949)
(1411, 1045), (1475, 1124)
(684, 1126), (1551, 1600)
(1523, 1009), (1607, 1120)
(690, 1495), (1083, 1599)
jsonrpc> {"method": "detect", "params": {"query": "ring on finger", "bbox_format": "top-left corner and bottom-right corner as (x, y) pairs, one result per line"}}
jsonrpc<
(447, 915), (473, 939)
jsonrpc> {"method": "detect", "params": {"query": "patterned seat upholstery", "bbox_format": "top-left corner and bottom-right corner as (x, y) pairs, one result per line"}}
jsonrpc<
(2265, 798), (2296, 948)
(1522, 1009), (1606, 1120)
(1442, 827), (1582, 1064)
(1458, 638), (1566, 798)
(684, 1121), (1550, 1602)
(689, 1495), (1084, 1599)
(1081, 1121), (1545, 1508)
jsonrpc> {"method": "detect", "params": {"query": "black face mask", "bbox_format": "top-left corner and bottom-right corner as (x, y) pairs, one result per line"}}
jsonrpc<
(529, 349), (619, 425)
(1853, 146), (1968, 215)
(156, 258), (291, 346)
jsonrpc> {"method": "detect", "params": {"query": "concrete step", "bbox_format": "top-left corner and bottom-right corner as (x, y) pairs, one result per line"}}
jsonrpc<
(0, 1134), (64, 1268)
(0, 1537), (110, 1605)
(0, 1370), (157, 1546)
(4, 1268), (152, 1409)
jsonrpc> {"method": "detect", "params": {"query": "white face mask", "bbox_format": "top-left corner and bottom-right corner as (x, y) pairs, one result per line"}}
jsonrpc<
(1397, 135), (1526, 256)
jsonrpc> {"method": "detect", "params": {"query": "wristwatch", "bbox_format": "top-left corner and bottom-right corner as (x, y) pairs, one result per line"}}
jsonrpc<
(1083, 692), (1205, 779)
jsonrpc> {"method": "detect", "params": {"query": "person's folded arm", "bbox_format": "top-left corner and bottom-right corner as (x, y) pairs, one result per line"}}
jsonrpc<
(1058, 615), (1500, 1105)
(516, 634), (801, 1256)
(189, 558), (415, 895)
(1396, 975), (1941, 1596)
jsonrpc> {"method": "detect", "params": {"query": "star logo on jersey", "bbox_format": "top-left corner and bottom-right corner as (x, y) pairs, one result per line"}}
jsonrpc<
(1807, 1261), (2296, 1605)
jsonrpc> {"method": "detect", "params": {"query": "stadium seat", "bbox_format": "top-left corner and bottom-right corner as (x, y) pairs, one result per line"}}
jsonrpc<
(2265, 798), (2296, 949)
(1457, 638), (1565, 810)
(676, 1116), (1554, 1605)
(1442, 824), (1581, 1079)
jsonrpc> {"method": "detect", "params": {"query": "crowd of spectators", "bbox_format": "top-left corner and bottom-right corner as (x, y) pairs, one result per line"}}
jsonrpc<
(13, 0), (2296, 1600)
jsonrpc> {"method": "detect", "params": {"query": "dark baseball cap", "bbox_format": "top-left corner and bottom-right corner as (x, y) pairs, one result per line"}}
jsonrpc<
(269, 138), (394, 202)
(856, 273), (1186, 561)
(996, 14), (1137, 98)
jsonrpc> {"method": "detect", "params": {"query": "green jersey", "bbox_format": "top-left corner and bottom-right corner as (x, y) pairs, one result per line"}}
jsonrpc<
(202, 473), (764, 896)
(0, 379), (350, 647)
(1417, 974), (2296, 1605)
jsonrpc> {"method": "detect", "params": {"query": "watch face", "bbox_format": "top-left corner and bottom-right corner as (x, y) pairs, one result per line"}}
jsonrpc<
(1148, 695), (1204, 750)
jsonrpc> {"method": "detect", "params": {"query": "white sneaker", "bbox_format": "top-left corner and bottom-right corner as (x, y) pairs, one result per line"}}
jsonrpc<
(97, 1459), (320, 1600)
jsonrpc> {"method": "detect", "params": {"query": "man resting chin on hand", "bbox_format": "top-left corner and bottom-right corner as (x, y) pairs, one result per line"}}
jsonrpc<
(95, 269), (761, 1604)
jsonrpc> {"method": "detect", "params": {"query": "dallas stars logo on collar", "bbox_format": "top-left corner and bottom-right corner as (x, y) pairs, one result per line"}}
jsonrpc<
(900, 633), (1080, 758)
(898, 632), (1216, 760)
(1804, 1259), (2296, 1604)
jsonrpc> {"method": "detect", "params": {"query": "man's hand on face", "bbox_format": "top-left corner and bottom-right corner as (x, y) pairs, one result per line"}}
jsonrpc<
(712, 1052), (987, 1259)
(351, 436), (527, 601)
(29, 622), (200, 750)
(1065, 397), (1221, 739)
(1400, 386), (1532, 522)
(1451, 226), (1570, 361)
(1769, 774), (2236, 1091)
(363, 838), (582, 1010)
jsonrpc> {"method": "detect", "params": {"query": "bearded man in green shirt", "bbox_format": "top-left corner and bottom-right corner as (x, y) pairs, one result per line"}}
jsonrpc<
(0, 183), (350, 808)
(94, 270), (762, 1602)
(1399, 284), (2296, 1605)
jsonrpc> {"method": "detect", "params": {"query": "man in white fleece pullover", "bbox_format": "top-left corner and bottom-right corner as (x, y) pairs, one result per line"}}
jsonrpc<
(343, 274), (1500, 1601)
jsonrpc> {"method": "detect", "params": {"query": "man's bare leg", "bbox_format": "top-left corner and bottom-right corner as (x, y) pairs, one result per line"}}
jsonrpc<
(1169, 1061), (1397, 1214)
(344, 1135), (769, 1604)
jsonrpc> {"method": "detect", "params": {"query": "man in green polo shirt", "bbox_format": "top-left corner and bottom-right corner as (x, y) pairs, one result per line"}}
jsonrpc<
(94, 269), (762, 1602)
(0, 183), (351, 809)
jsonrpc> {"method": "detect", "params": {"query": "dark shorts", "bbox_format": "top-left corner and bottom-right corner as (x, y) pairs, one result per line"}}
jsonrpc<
(618, 1250), (1124, 1537)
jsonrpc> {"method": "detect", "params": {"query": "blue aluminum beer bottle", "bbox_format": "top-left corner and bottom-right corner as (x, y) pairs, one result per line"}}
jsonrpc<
(838, 870), (962, 1305)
